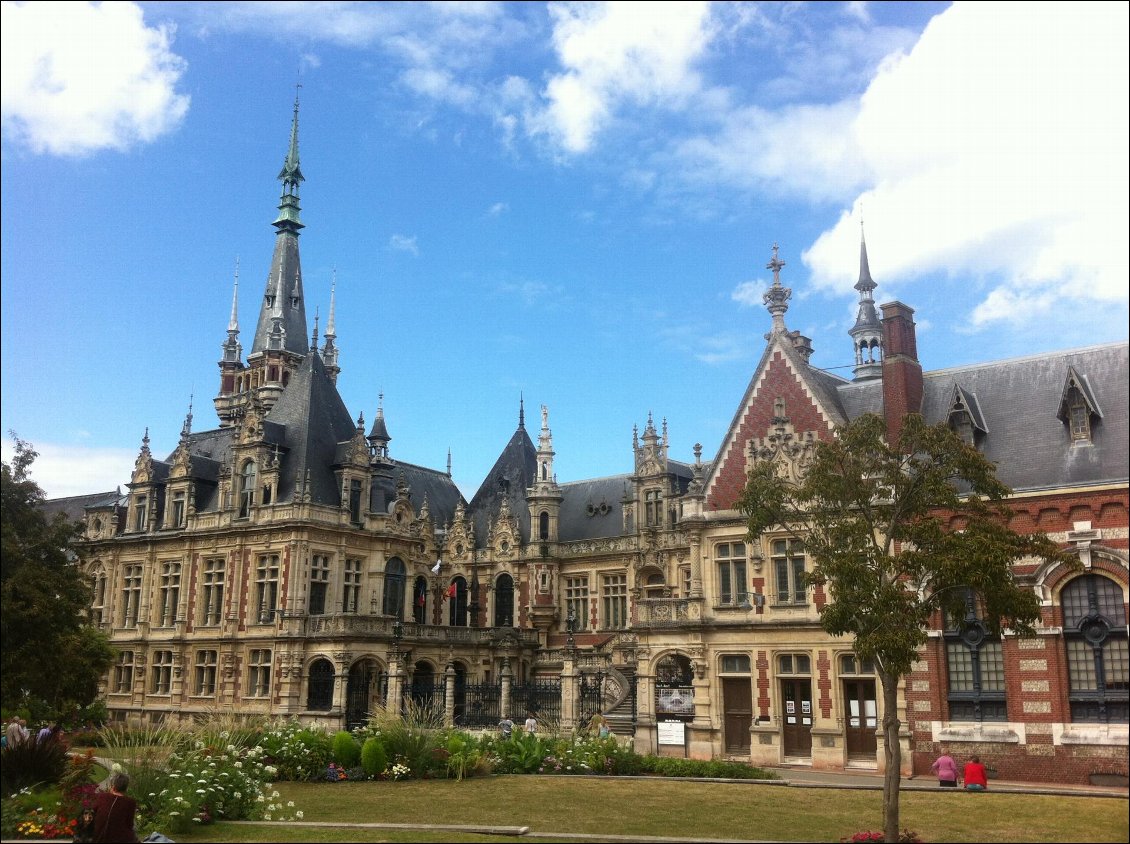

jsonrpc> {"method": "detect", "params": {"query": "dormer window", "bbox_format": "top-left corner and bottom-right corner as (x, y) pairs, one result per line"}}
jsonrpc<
(239, 460), (256, 518)
(946, 385), (987, 449)
(1057, 367), (1102, 445)
(134, 495), (148, 532)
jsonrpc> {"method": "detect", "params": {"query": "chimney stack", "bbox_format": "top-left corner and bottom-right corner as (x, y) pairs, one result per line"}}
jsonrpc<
(881, 301), (923, 448)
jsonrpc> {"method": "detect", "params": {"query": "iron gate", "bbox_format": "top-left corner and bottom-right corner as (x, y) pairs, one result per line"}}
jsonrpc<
(578, 673), (604, 723)
(454, 681), (502, 728)
(511, 679), (561, 725)
(405, 678), (446, 721)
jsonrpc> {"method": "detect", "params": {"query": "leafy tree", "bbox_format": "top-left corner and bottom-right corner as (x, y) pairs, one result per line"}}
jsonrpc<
(738, 413), (1075, 841)
(1, 435), (115, 715)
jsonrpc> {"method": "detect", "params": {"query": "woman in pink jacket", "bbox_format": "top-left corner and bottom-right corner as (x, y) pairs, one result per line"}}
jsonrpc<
(931, 751), (958, 787)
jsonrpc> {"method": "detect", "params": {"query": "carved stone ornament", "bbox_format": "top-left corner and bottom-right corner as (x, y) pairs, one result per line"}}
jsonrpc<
(747, 399), (817, 484)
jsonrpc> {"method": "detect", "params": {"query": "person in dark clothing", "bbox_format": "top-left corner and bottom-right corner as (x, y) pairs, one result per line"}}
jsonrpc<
(92, 772), (140, 843)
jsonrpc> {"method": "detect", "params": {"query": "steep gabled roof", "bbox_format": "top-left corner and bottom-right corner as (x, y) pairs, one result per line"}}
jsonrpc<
(468, 423), (537, 549)
(265, 350), (357, 505)
(704, 334), (848, 510)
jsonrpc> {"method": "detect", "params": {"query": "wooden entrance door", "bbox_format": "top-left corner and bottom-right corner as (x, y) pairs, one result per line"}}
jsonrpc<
(843, 679), (877, 759)
(722, 677), (752, 753)
(781, 678), (812, 757)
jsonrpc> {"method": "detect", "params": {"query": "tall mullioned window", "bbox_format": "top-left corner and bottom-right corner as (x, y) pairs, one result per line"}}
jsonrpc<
(944, 592), (1006, 721)
(194, 650), (217, 696)
(121, 565), (142, 628)
(151, 650), (173, 695)
(566, 576), (590, 631)
(1063, 574), (1129, 723)
(247, 649), (272, 697)
(201, 559), (224, 626)
(772, 539), (807, 604)
(256, 555), (279, 623)
(115, 651), (134, 693)
(602, 573), (628, 630)
(343, 558), (362, 613)
(309, 554), (330, 615)
(239, 460), (256, 518)
(159, 561), (181, 627)
(716, 541), (747, 606)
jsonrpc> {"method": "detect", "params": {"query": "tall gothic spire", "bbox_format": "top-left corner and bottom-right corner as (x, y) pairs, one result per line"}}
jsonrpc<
(850, 223), (883, 381)
(322, 268), (340, 382)
(251, 94), (309, 356)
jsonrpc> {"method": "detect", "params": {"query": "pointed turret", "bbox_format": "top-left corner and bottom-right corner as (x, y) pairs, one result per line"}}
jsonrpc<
(849, 225), (883, 381)
(367, 393), (391, 463)
(215, 259), (247, 426)
(527, 403), (563, 543)
(322, 269), (340, 384)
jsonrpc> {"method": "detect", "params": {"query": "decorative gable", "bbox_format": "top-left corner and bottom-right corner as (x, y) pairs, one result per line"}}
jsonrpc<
(746, 398), (818, 484)
(1057, 366), (1103, 443)
(705, 342), (839, 510)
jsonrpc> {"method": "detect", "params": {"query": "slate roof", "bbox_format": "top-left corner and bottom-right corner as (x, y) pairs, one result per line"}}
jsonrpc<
(559, 476), (630, 541)
(39, 490), (122, 523)
(370, 461), (464, 527)
(468, 423), (537, 548)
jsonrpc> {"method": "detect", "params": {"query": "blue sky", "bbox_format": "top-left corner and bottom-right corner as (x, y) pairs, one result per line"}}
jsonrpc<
(2, 1), (1127, 501)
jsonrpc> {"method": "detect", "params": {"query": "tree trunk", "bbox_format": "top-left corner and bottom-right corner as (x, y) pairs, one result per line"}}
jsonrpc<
(880, 671), (902, 842)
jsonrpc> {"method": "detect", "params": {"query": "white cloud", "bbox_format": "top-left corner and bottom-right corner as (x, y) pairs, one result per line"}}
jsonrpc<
(389, 234), (419, 255)
(488, 202), (509, 216)
(802, 2), (1129, 327)
(0, 440), (133, 500)
(1, 1), (190, 156)
(731, 280), (765, 308)
(531, 1), (712, 153)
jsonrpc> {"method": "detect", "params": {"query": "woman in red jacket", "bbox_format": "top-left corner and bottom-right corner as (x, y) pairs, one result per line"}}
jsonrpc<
(963, 755), (989, 791)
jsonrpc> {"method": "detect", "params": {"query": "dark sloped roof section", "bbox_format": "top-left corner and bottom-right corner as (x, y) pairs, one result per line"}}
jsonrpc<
(919, 343), (1128, 491)
(164, 427), (236, 513)
(803, 362), (852, 423)
(265, 350), (357, 505)
(40, 490), (122, 524)
(559, 476), (630, 541)
(836, 378), (885, 422)
(468, 425), (537, 549)
(389, 461), (465, 527)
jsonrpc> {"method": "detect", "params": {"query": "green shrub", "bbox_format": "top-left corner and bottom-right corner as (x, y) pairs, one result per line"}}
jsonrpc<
(332, 730), (361, 768)
(0, 735), (69, 794)
(493, 731), (548, 774)
(260, 720), (333, 781)
(360, 737), (387, 778)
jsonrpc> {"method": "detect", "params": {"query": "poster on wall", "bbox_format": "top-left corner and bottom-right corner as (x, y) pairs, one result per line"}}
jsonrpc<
(656, 687), (695, 716)
(658, 720), (686, 745)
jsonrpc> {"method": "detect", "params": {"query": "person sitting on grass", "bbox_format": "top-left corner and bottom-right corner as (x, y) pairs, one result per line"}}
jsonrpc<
(963, 755), (989, 791)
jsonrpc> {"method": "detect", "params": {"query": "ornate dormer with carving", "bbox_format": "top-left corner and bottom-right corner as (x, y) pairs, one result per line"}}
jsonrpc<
(746, 398), (817, 485)
(489, 498), (520, 560)
(163, 408), (195, 530)
(334, 415), (372, 525)
(127, 429), (160, 533)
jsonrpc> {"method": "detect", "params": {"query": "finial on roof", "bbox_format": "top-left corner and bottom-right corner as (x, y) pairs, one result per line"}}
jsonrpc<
(763, 242), (792, 335)
(228, 258), (240, 332)
(326, 268), (337, 338)
(182, 394), (194, 438)
(856, 222), (876, 293)
(447, 447), (452, 477)
(311, 308), (319, 348)
(519, 392), (525, 429)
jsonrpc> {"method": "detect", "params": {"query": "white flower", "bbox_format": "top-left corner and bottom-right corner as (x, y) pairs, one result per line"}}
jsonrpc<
(111, 763), (123, 774)
(197, 789), (207, 795)
(287, 801), (294, 808)
(296, 811), (304, 819)
(264, 813), (272, 821)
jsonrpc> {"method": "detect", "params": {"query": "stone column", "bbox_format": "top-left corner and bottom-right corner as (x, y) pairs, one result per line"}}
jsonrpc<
(444, 663), (456, 727)
(500, 658), (512, 720)
(633, 651), (658, 756)
(386, 652), (404, 717)
(331, 651), (350, 717)
(560, 649), (577, 732)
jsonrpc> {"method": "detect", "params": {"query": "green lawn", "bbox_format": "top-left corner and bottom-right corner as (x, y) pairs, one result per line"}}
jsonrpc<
(165, 776), (1128, 843)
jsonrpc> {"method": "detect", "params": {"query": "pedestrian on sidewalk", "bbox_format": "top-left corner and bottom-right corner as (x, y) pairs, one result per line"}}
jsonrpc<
(931, 751), (958, 787)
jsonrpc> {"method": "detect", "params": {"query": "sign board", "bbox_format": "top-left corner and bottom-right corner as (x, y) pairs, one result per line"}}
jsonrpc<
(656, 687), (695, 716)
(658, 720), (686, 745)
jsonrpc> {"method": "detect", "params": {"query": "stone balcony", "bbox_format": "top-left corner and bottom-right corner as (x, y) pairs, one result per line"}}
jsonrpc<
(304, 615), (540, 647)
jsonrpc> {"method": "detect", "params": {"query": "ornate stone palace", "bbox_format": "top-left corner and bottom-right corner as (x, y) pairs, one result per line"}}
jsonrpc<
(48, 101), (1127, 786)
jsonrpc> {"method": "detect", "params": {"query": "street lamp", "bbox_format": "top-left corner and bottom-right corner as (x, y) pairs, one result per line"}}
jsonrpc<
(565, 608), (577, 648)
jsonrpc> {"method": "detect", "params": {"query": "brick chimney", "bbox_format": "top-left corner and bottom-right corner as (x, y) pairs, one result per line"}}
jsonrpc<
(881, 301), (923, 447)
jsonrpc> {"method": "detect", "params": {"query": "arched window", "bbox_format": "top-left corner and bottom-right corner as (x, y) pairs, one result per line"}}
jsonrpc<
(539, 511), (550, 541)
(448, 576), (468, 627)
(239, 460), (256, 518)
(412, 576), (428, 624)
(944, 591), (1006, 721)
(494, 573), (514, 628)
(307, 659), (335, 711)
(645, 572), (666, 599)
(382, 558), (406, 618)
(1062, 574), (1128, 723)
